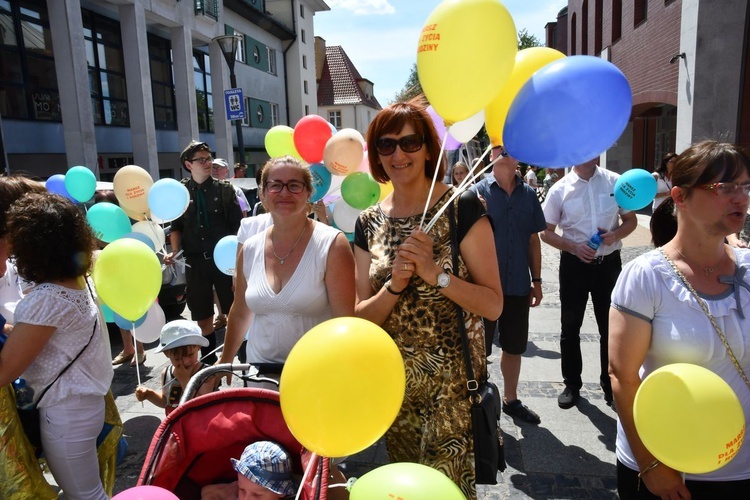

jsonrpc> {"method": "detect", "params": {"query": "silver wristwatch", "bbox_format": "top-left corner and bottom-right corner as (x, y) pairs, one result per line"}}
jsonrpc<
(436, 269), (451, 289)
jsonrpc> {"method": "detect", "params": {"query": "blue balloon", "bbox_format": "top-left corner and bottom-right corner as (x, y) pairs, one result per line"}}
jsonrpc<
(121, 231), (156, 252)
(309, 163), (332, 203)
(614, 169), (657, 210)
(45, 174), (76, 202)
(148, 178), (190, 222)
(64, 166), (97, 203)
(113, 310), (146, 330)
(101, 303), (115, 323)
(213, 235), (239, 275)
(504, 56), (633, 167)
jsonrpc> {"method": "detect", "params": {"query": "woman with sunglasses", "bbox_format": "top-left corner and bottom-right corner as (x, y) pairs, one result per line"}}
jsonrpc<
(609, 140), (750, 498)
(220, 156), (354, 383)
(353, 99), (503, 499)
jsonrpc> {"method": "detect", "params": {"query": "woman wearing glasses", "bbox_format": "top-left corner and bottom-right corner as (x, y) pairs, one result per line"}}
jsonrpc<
(353, 99), (503, 499)
(219, 156), (354, 382)
(609, 140), (750, 498)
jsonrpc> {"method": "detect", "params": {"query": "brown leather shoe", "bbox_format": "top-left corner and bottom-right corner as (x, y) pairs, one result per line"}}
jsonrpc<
(130, 351), (146, 366)
(112, 351), (134, 366)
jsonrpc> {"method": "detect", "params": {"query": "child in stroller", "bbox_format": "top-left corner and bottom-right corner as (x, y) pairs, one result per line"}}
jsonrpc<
(135, 320), (217, 415)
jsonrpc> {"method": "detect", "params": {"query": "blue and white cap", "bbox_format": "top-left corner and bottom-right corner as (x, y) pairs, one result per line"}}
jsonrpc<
(231, 441), (296, 497)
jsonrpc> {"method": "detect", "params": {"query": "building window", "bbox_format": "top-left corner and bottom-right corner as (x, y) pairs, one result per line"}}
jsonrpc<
(301, 29), (306, 43)
(594, 0), (602, 54)
(0, 0), (61, 121)
(193, 49), (214, 133)
(302, 55), (307, 69)
(267, 47), (277, 74)
(242, 96), (251, 126)
(84, 11), (129, 126)
(270, 103), (279, 126)
(304, 80), (308, 94)
(581, 0), (588, 55)
(634, 0), (647, 27)
(148, 34), (176, 130)
(328, 110), (342, 129)
(299, 4), (304, 18)
(305, 105), (309, 115)
(612, 0), (622, 42)
(234, 30), (246, 64)
(570, 13), (577, 55)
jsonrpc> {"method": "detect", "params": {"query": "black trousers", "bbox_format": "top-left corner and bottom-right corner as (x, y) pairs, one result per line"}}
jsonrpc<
(617, 460), (750, 499)
(558, 250), (621, 395)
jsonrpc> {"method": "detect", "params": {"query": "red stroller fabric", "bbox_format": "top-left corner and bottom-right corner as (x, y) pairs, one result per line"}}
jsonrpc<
(138, 388), (328, 499)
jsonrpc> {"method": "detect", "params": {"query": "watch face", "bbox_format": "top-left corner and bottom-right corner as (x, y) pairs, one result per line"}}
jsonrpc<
(437, 272), (450, 288)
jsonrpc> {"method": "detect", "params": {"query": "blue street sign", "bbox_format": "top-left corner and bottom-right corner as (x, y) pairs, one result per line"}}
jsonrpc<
(224, 88), (245, 120)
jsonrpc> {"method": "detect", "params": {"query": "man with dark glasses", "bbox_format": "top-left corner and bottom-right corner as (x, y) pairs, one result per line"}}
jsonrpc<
(165, 140), (244, 363)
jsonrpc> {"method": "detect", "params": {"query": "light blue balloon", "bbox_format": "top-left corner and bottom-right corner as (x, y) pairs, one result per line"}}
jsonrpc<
(213, 235), (239, 275)
(614, 169), (657, 210)
(504, 56), (633, 168)
(121, 231), (156, 252)
(45, 174), (76, 202)
(148, 178), (190, 222)
(113, 310), (146, 330)
(64, 166), (97, 203)
(101, 303), (115, 323)
(86, 202), (132, 242)
(309, 163), (332, 202)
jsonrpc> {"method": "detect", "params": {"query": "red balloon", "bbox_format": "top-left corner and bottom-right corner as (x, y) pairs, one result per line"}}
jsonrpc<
(293, 115), (333, 163)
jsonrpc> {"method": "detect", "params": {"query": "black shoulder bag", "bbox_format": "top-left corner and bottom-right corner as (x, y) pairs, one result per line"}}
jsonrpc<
(447, 201), (506, 484)
(17, 311), (98, 454)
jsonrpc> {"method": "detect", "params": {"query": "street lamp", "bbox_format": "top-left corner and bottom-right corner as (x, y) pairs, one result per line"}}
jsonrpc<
(213, 34), (246, 168)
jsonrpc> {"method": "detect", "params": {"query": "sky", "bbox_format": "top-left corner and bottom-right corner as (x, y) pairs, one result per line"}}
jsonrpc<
(314, 0), (565, 105)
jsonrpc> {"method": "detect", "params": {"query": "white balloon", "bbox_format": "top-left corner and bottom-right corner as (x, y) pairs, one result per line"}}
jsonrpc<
(448, 110), (485, 143)
(132, 220), (166, 252)
(332, 198), (362, 234)
(131, 300), (165, 344)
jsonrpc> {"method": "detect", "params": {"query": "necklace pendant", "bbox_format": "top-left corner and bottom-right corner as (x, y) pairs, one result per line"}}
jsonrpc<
(279, 258), (286, 265)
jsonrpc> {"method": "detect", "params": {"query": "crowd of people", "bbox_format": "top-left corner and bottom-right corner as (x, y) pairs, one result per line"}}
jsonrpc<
(1, 96), (750, 499)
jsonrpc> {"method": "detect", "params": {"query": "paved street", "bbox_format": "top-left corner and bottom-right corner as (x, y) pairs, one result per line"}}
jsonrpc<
(88, 215), (654, 498)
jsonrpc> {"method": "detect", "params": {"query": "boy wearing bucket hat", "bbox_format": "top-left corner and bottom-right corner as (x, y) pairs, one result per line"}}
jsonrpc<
(135, 320), (217, 415)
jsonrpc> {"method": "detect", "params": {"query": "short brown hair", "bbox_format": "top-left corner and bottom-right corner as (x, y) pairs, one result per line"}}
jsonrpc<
(163, 344), (200, 358)
(671, 140), (750, 199)
(365, 96), (446, 184)
(0, 175), (46, 237)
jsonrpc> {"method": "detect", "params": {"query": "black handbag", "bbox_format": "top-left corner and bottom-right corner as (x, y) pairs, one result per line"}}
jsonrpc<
(447, 200), (506, 485)
(16, 316), (98, 454)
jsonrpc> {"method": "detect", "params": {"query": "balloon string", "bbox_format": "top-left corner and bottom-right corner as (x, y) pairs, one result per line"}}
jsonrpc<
(419, 130), (448, 230)
(143, 215), (168, 256)
(131, 321), (144, 407)
(295, 451), (318, 500)
(423, 145), (498, 234)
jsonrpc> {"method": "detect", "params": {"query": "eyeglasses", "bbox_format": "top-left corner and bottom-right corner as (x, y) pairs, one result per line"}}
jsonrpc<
(492, 146), (509, 158)
(375, 134), (424, 156)
(694, 182), (750, 197)
(189, 156), (213, 165)
(264, 180), (307, 194)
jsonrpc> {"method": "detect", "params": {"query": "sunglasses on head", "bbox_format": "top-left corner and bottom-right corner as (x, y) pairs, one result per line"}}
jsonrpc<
(375, 134), (424, 156)
(493, 146), (509, 158)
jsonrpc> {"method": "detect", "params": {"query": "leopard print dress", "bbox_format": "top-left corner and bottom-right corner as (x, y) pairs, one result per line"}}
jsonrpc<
(355, 188), (487, 499)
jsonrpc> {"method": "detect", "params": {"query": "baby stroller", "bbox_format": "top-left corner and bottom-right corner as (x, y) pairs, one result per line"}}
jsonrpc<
(138, 364), (330, 499)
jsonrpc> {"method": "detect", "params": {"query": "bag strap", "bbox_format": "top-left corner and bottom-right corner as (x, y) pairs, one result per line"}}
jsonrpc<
(35, 280), (99, 405)
(659, 247), (750, 392)
(447, 200), (481, 401)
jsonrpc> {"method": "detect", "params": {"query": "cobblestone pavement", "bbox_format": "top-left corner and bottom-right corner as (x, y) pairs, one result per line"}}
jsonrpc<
(97, 219), (654, 498)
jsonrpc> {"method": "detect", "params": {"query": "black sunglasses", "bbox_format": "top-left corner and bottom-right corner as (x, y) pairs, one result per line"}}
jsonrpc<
(493, 146), (509, 158)
(375, 134), (424, 156)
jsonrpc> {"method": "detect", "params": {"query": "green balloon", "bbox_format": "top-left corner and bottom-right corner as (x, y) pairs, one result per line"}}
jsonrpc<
(341, 172), (380, 210)
(86, 202), (132, 243)
(64, 166), (97, 203)
(350, 462), (466, 500)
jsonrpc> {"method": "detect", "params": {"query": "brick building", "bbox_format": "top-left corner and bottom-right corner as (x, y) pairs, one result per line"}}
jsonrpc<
(545, 0), (750, 174)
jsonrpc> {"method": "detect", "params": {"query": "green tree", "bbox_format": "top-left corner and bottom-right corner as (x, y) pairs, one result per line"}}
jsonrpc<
(518, 28), (541, 50)
(392, 63), (422, 104)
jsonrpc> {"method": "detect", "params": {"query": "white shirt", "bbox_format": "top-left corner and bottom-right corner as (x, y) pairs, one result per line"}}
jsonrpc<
(0, 260), (24, 323)
(542, 166), (629, 257)
(237, 213), (273, 245)
(524, 169), (538, 188)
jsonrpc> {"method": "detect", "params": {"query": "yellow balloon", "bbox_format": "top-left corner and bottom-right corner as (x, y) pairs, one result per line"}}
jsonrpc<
(265, 125), (303, 160)
(280, 317), (405, 457)
(378, 181), (394, 202)
(93, 239), (162, 321)
(113, 165), (153, 217)
(417, 0), (517, 124)
(634, 363), (745, 474)
(485, 47), (566, 145)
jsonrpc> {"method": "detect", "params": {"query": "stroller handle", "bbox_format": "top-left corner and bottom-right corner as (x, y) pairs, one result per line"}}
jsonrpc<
(180, 363), (280, 404)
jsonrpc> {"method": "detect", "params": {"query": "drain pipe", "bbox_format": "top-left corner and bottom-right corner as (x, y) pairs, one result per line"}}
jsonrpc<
(282, 0), (298, 125)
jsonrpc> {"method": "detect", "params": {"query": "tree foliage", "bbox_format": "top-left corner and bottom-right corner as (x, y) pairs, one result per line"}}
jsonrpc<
(518, 29), (541, 50)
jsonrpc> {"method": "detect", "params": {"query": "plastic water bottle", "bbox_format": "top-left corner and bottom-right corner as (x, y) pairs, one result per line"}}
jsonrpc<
(586, 230), (605, 251)
(13, 378), (35, 409)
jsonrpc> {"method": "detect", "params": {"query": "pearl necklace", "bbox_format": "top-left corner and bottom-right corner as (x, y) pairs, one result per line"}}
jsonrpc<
(671, 244), (727, 277)
(271, 221), (308, 265)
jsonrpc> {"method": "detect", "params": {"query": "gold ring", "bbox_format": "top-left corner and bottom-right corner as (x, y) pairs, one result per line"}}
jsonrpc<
(403, 263), (408, 271)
